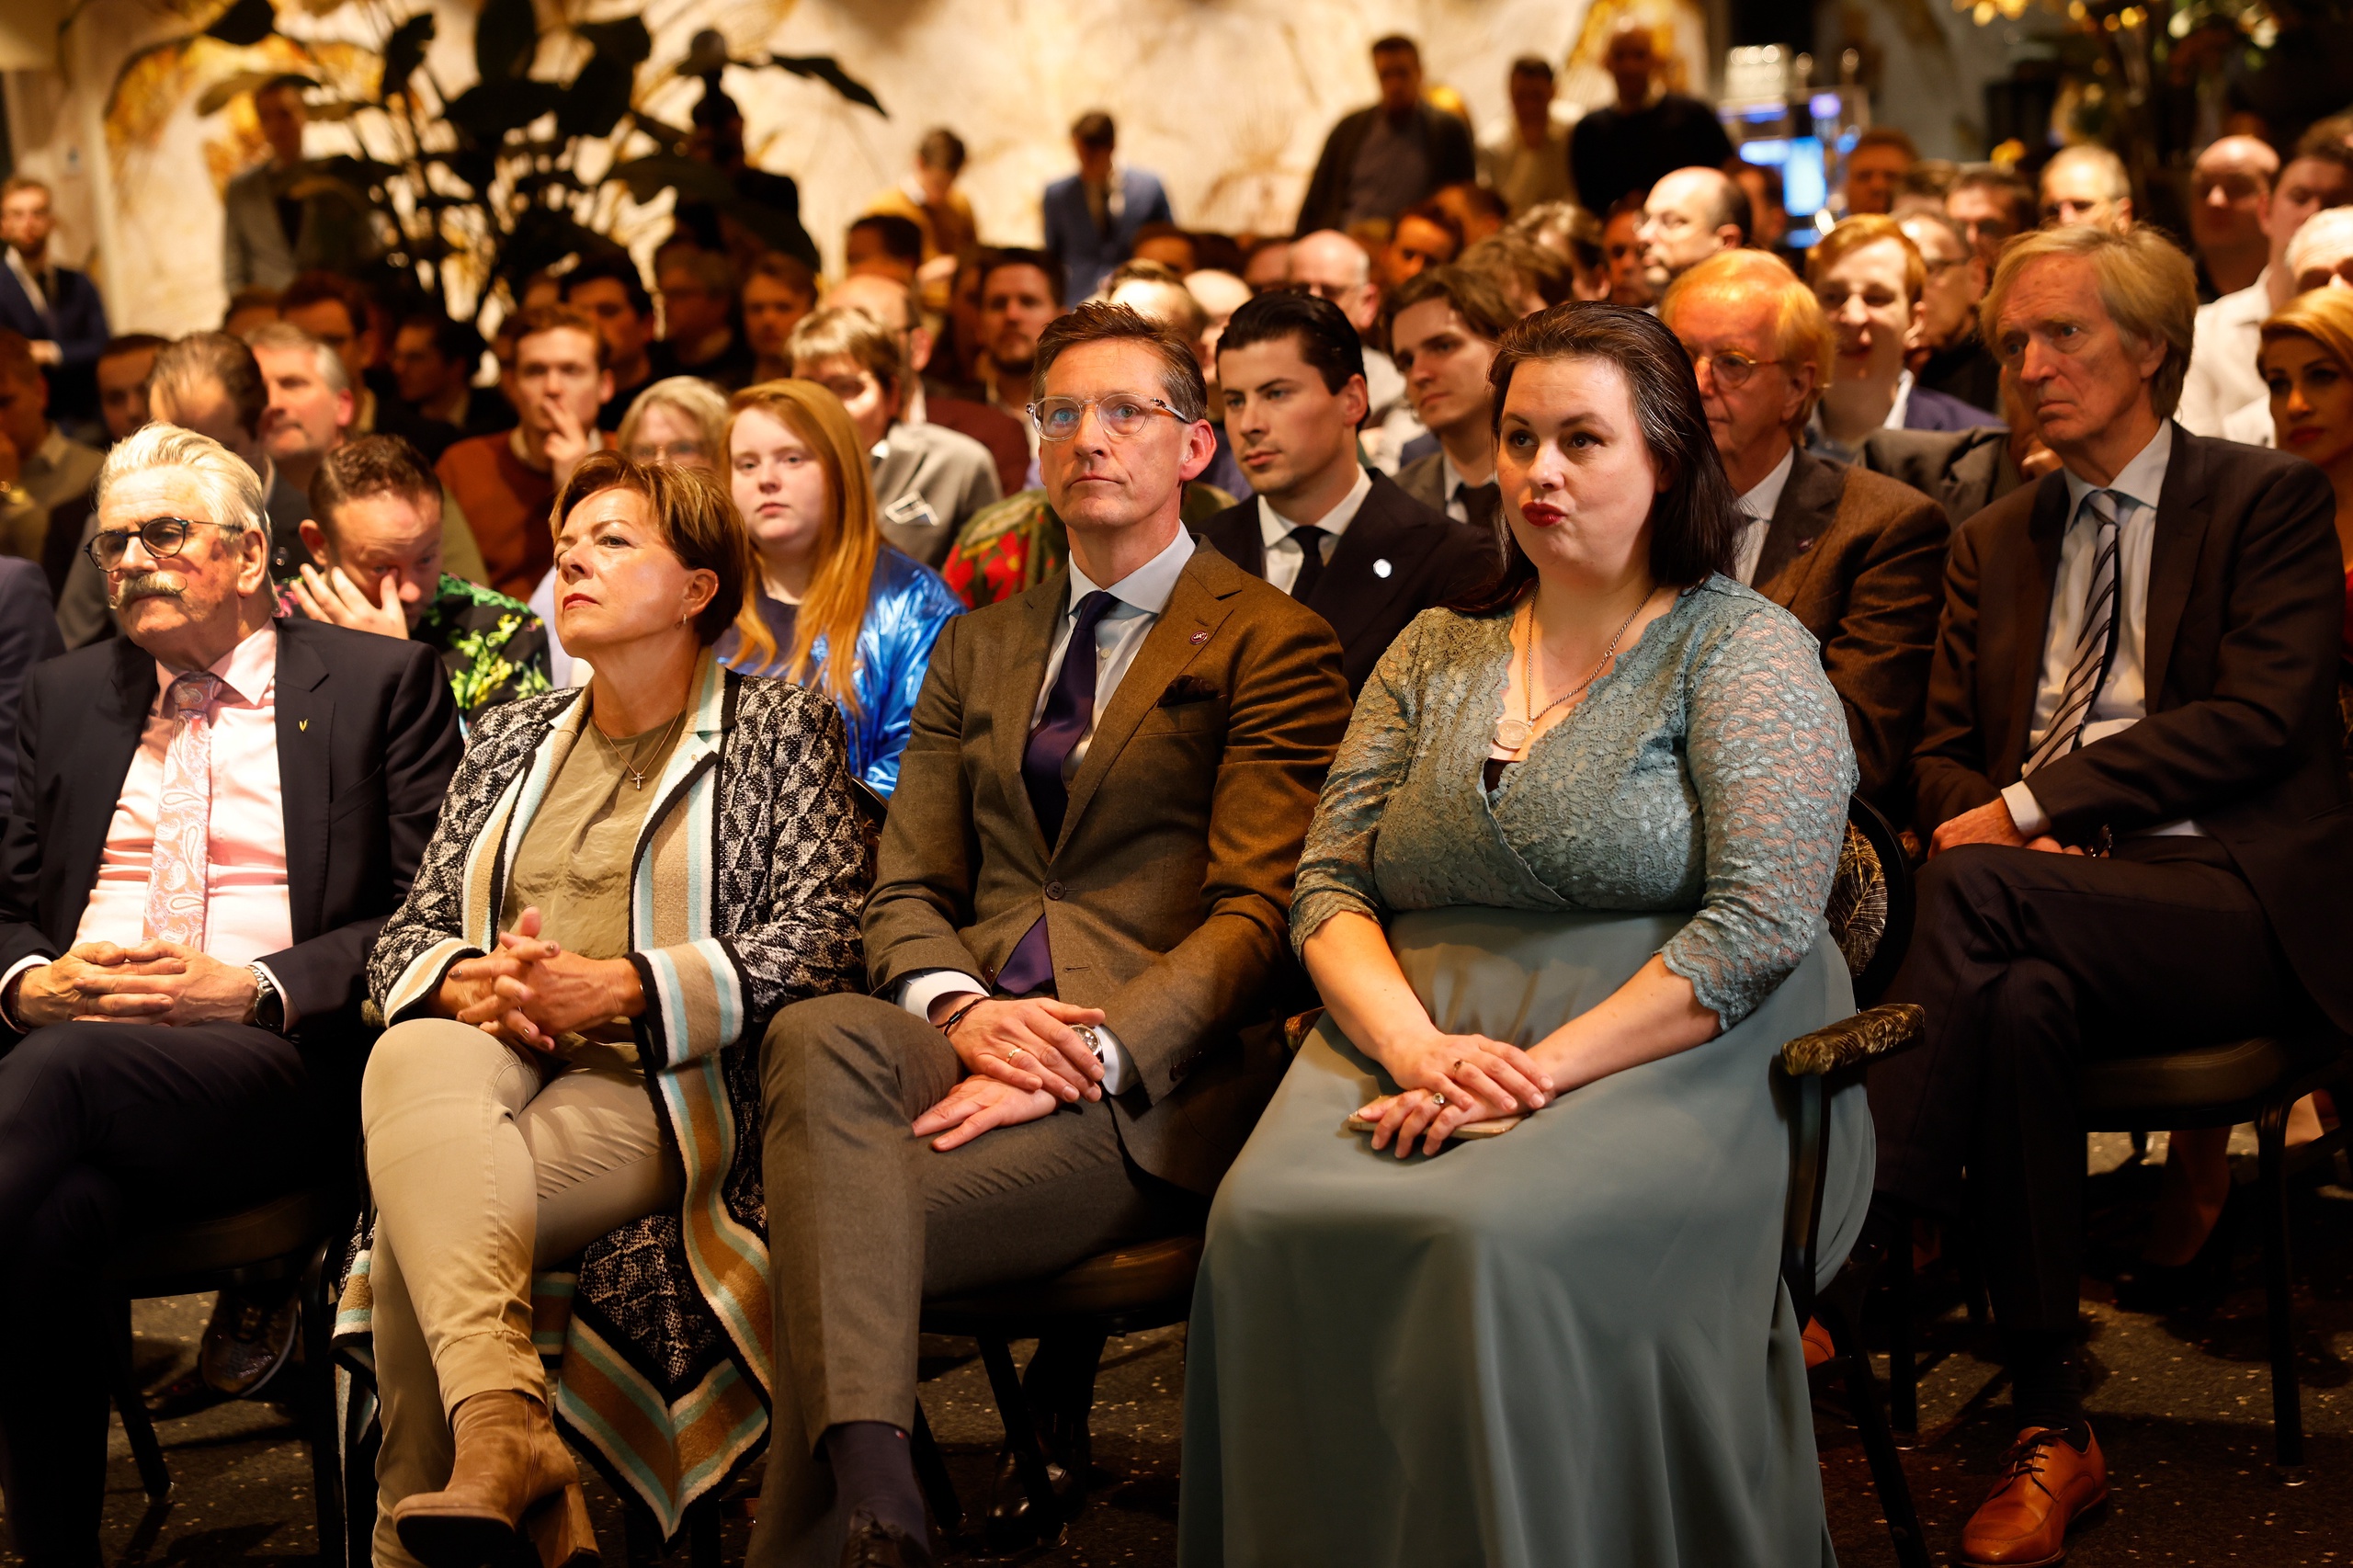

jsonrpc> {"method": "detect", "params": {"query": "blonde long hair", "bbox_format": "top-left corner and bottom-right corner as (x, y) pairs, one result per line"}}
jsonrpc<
(2261, 287), (2353, 388)
(726, 380), (882, 713)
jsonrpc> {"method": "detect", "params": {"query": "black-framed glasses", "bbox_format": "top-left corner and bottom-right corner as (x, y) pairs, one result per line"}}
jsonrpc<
(1028, 394), (1186, 442)
(86, 517), (238, 570)
(1688, 350), (1786, 391)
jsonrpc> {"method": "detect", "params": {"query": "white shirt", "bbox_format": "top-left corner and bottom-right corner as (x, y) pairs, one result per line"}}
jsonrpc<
(1255, 467), (1372, 594)
(1999, 423), (2201, 839)
(894, 527), (1200, 1089)
(6, 245), (49, 322)
(1732, 445), (1797, 587)
(2221, 394), (2276, 448)
(2179, 269), (2272, 437)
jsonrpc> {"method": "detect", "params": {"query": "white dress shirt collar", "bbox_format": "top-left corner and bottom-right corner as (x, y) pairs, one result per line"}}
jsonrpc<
(1068, 523), (1195, 617)
(2061, 419), (2172, 518)
(1736, 444), (1797, 522)
(6, 246), (49, 318)
(1256, 465), (1373, 555)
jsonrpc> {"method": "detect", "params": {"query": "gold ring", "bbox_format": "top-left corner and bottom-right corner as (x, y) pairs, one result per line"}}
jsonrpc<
(1006, 1046), (1027, 1062)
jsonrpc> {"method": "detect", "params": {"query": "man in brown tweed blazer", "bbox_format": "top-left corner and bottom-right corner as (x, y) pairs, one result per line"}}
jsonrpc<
(751, 303), (1352, 1568)
(1663, 247), (1950, 809)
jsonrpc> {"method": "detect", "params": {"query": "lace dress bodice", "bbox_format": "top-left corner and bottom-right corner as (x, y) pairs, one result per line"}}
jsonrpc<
(1290, 576), (1859, 1026)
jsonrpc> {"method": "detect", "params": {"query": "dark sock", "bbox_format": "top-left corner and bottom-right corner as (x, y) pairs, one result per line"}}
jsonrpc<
(1857, 1195), (1907, 1268)
(2004, 1328), (2089, 1446)
(824, 1421), (928, 1544)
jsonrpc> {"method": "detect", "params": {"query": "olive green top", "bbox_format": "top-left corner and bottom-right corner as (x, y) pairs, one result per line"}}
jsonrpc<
(499, 714), (686, 1064)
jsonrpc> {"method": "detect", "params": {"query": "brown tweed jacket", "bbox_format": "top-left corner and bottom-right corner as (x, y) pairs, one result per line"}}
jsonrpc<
(1755, 447), (1950, 809)
(863, 539), (1354, 1193)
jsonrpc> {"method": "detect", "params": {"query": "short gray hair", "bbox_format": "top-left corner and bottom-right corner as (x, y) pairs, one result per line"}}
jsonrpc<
(2289, 207), (2353, 281)
(96, 422), (267, 537)
(244, 320), (348, 394)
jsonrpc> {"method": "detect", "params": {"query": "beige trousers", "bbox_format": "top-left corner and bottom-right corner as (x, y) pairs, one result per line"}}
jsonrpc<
(361, 1017), (681, 1568)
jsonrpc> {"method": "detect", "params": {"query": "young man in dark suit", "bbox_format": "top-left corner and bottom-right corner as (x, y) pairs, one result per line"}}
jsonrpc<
(1661, 247), (1949, 810)
(0, 424), (461, 1564)
(752, 303), (1352, 1568)
(1199, 290), (1496, 694)
(0, 178), (109, 432)
(1870, 224), (2353, 1566)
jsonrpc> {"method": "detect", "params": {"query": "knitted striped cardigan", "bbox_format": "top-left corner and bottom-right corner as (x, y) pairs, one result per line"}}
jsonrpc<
(337, 652), (870, 1535)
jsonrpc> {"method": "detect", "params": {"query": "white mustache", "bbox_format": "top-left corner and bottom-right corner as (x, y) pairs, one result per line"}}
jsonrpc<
(109, 572), (185, 608)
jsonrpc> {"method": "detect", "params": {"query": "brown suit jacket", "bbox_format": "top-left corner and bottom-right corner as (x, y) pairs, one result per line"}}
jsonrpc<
(1753, 447), (1949, 809)
(1913, 425), (2353, 1032)
(862, 540), (1354, 1192)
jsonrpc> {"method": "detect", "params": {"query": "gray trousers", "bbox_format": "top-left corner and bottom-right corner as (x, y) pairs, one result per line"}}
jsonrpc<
(747, 992), (1185, 1567)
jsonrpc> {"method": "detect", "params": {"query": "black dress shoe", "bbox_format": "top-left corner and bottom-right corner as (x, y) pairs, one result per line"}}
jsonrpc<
(2114, 1185), (2240, 1314)
(982, 1418), (1087, 1553)
(199, 1283), (301, 1397)
(841, 1512), (934, 1568)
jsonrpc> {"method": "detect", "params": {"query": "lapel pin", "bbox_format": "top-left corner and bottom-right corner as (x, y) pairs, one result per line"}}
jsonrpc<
(298, 719), (309, 732)
(1373, 559), (1392, 578)
(1189, 630), (1210, 645)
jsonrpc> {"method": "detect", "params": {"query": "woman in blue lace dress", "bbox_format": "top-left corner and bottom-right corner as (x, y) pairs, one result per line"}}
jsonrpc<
(1179, 303), (1870, 1567)
(718, 380), (962, 795)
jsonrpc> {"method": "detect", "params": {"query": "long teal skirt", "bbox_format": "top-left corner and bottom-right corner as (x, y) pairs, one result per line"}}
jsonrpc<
(1178, 907), (1873, 1568)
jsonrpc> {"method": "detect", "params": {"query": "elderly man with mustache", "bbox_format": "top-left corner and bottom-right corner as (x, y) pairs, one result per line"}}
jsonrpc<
(0, 422), (460, 1567)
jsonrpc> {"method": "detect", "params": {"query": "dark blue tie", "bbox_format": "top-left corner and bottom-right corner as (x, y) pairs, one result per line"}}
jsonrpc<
(997, 590), (1118, 996)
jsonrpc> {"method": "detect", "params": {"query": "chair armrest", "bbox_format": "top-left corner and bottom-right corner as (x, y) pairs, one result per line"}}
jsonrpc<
(1780, 1003), (1926, 1077)
(1284, 1007), (1325, 1053)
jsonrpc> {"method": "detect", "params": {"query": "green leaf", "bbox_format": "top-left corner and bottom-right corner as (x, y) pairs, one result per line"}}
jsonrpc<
(557, 50), (635, 140)
(379, 11), (435, 101)
(764, 53), (884, 115)
(205, 0), (278, 48)
(574, 17), (651, 65)
(473, 0), (538, 83)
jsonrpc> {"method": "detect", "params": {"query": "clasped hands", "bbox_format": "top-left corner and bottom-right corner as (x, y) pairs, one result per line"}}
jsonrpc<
(9, 939), (257, 1028)
(913, 995), (1108, 1153)
(1358, 1029), (1556, 1159)
(1928, 797), (2088, 858)
(436, 907), (642, 1055)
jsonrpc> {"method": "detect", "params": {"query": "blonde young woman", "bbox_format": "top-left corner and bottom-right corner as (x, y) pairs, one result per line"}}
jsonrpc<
(352, 451), (869, 1568)
(721, 379), (964, 795)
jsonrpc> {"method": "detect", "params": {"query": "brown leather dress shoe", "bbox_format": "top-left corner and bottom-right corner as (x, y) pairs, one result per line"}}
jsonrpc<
(1959, 1425), (2108, 1566)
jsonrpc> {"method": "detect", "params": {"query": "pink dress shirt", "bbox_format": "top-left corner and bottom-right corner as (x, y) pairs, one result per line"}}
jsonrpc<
(73, 625), (295, 966)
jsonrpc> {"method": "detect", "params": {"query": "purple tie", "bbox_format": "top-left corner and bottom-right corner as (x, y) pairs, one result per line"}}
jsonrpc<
(999, 590), (1118, 995)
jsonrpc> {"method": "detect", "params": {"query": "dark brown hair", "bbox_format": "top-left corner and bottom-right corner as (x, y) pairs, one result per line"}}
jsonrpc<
(551, 449), (766, 655)
(311, 433), (438, 538)
(1382, 264), (1519, 346)
(1453, 301), (1740, 611)
(1031, 301), (1208, 420)
(149, 331), (268, 440)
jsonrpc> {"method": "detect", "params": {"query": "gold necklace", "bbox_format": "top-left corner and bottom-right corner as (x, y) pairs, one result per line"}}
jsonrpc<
(1493, 591), (1649, 755)
(588, 707), (687, 790)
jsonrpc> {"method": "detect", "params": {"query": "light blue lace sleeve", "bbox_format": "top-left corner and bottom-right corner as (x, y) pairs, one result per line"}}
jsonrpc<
(1290, 615), (1428, 953)
(1659, 608), (1859, 1025)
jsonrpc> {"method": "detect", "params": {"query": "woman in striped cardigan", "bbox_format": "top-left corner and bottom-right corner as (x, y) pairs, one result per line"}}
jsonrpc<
(351, 451), (869, 1568)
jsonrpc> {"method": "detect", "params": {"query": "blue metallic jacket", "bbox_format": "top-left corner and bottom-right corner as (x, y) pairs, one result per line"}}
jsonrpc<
(719, 546), (964, 796)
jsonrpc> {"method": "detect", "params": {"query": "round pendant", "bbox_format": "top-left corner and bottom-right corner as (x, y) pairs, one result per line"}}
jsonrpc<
(1494, 717), (1533, 752)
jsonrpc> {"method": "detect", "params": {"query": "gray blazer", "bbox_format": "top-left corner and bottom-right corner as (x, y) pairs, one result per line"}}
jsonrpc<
(871, 419), (1002, 569)
(222, 162), (379, 292)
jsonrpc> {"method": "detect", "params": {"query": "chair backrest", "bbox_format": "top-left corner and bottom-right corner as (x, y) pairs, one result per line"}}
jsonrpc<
(849, 777), (889, 831)
(1827, 796), (1915, 1006)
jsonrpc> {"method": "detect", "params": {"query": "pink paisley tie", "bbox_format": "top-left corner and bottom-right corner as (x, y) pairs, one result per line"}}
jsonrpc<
(142, 671), (224, 949)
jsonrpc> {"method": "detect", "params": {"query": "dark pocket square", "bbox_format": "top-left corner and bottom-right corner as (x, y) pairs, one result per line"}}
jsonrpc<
(1159, 676), (1222, 706)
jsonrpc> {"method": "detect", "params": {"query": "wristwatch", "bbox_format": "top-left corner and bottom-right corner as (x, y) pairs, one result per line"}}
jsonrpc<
(244, 964), (287, 1033)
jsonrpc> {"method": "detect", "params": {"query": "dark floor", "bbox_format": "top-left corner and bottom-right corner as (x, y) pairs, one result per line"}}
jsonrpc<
(11, 1132), (2353, 1567)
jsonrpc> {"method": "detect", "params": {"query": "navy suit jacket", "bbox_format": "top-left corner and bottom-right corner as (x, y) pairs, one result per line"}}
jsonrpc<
(0, 560), (62, 819)
(1041, 168), (1175, 304)
(1904, 382), (2001, 433)
(0, 256), (109, 421)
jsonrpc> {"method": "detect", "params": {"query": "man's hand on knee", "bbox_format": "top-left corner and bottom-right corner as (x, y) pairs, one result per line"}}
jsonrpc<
(1929, 798), (2031, 858)
(936, 997), (1107, 1104)
(912, 1074), (1058, 1152)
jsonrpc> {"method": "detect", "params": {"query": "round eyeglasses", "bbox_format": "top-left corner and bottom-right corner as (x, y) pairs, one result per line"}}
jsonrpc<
(1028, 394), (1187, 442)
(86, 517), (238, 570)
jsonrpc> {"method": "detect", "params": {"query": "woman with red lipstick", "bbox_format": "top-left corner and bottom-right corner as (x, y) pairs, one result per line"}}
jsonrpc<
(1182, 303), (1866, 1564)
(346, 452), (870, 1568)
(2258, 290), (2353, 703)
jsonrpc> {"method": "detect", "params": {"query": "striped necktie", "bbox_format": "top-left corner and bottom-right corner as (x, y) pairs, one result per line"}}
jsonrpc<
(2023, 489), (2124, 777)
